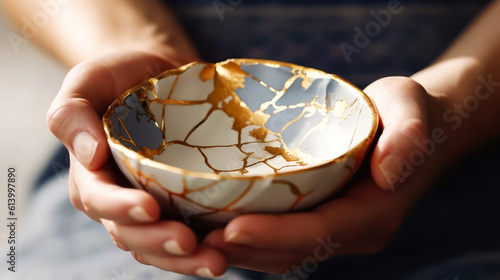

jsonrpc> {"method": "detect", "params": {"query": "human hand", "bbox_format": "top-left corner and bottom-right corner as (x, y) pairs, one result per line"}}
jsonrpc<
(47, 51), (227, 278)
(202, 77), (445, 274)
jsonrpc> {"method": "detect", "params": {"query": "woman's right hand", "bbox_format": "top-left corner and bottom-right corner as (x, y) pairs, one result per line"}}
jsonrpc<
(46, 50), (228, 278)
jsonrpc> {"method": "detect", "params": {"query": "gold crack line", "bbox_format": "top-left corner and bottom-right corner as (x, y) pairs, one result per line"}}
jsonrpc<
(256, 73), (301, 115)
(167, 74), (180, 100)
(109, 110), (143, 152)
(165, 138), (282, 149)
(235, 130), (250, 174)
(288, 98), (361, 155)
(279, 101), (312, 135)
(148, 78), (159, 100)
(182, 107), (215, 143)
(272, 179), (314, 211)
(274, 163), (305, 172)
(289, 113), (331, 152)
(146, 175), (230, 213)
(346, 106), (363, 154)
(182, 175), (188, 194)
(161, 103), (166, 141)
(263, 160), (280, 175)
(252, 69), (305, 115)
(197, 147), (222, 174)
(170, 186), (254, 213)
(150, 99), (209, 105)
(185, 181), (220, 194)
(341, 98), (360, 121)
(220, 180), (255, 211)
(240, 154), (280, 172)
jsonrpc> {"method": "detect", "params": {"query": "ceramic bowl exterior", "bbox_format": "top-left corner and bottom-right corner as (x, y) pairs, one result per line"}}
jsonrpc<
(103, 59), (378, 224)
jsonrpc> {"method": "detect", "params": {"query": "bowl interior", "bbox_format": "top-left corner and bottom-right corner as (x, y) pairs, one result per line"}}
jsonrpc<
(104, 60), (377, 177)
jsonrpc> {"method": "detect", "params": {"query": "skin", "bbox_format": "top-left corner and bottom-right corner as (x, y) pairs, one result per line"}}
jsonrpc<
(2, 0), (500, 277)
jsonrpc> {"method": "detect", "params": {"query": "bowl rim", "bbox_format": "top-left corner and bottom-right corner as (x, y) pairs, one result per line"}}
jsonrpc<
(102, 58), (379, 180)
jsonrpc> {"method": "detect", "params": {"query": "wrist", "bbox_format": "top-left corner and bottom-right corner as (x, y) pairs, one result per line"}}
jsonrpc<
(99, 35), (200, 69)
(411, 58), (500, 164)
(24, 0), (200, 67)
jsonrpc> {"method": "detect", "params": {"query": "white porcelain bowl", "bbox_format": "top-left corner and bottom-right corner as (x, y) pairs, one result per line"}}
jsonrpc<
(103, 59), (378, 224)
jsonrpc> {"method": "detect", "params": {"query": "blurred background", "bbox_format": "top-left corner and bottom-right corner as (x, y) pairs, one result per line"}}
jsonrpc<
(0, 14), (65, 223)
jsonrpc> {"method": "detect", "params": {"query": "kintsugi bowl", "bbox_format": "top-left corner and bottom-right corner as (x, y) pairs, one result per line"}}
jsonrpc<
(103, 59), (378, 224)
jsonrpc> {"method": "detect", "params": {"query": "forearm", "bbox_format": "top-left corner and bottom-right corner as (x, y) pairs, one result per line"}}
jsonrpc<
(411, 0), (500, 158)
(1, 0), (198, 67)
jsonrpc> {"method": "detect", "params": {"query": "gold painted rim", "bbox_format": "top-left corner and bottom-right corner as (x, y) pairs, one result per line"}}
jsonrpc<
(103, 58), (379, 180)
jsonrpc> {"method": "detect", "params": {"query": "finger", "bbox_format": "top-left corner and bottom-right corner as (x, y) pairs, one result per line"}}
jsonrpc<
(221, 208), (381, 259)
(68, 165), (84, 212)
(101, 219), (197, 256)
(203, 229), (301, 274)
(71, 154), (160, 223)
(47, 51), (173, 170)
(222, 212), (330, 252)
(363, 76), (430, 191)
(132, 246), (227, 278)
(221, 179), (402, 254)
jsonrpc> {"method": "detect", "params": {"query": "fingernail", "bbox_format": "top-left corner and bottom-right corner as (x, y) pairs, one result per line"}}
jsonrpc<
(378, 154), (404, 192)
(128, 206), (154, 222)
(195, 267), (218, 279)
(163, 240), (188, 256)
(225, 232), (252, 245)
(72, 131), (98, 167)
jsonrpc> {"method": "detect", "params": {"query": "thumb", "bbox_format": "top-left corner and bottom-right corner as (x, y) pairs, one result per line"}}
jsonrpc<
(364, 76), (430, 191)
(47, 95), (108, 170)
(47, 51), (174, 170)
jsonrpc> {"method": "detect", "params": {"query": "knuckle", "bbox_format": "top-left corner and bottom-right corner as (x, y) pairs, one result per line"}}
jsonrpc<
(131, 251), (150, 266)
(396, 76), (425, 92)
(68, 192), (83, 211)
(102, 221), (121, 245)
(107, 224), (128, 252)
(74, 171), (100, 212)
(46, 102), (71, 137)
(367, 76), (427, 101)
(113, 240), (129, 252)
(381, 76), (425, 92)
(67, 61), (92, 78)
(64, 60), (104, 86)
(46, 99), (92, 140)
(68, 181), (81, 209)
(109, 228), (129, 251)
(79, 191), (95, 216)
